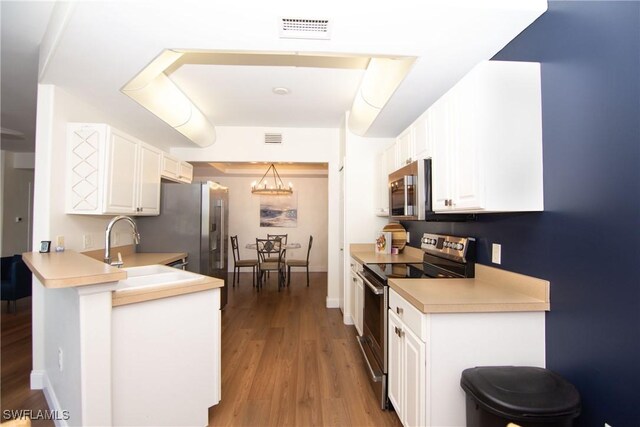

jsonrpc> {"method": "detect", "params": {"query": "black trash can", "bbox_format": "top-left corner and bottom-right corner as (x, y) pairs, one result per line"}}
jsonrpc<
(460, 366), (581, 427)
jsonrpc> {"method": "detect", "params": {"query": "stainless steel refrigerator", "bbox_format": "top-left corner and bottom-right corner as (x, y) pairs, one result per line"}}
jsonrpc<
(137, 181), (229, 308)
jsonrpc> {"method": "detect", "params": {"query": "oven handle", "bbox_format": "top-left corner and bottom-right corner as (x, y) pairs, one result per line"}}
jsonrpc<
(357, 272), (384, 295)
(356, 336), (383, 382)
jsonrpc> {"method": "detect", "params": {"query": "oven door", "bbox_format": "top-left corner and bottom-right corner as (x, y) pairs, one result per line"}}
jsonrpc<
(357, 270), (389, 409)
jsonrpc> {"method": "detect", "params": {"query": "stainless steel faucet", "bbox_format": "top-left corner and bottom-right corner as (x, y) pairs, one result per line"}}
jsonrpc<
(104, 215), (141, 267)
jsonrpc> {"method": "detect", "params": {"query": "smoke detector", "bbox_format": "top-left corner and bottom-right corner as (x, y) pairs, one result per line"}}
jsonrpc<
(279, 18), (331, 40)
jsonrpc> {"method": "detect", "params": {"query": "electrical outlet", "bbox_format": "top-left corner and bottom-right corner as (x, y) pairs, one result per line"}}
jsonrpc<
(492, 243), (502, 264)
(406, 232), (410, 242)
(83, 234), (93, 249)
(56, 236), (65, 247)
(58, 347), (64, 372)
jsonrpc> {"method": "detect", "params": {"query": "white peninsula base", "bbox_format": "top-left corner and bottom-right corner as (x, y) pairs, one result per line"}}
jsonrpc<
(112, 289), (221, 427)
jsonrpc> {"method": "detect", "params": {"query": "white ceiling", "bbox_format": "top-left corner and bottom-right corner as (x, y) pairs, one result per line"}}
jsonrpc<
(0, 1), (547, 153)
(1, 1), (55, 152)
(171, 64), (364, 129)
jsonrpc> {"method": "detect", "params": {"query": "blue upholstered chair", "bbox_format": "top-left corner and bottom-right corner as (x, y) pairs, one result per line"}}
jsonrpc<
(1, 255), (32, 313)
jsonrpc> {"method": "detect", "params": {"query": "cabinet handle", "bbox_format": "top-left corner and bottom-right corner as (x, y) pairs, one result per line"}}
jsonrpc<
(395, 326), (404, 337)
(396, 307), (403, 315)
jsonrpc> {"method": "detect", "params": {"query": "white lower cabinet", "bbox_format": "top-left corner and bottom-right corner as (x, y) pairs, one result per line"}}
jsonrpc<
(354, 273), (364, 336)
(388, 309), (426, 427)
(388, 288), (546, 426)
(350, 257), (364, 335)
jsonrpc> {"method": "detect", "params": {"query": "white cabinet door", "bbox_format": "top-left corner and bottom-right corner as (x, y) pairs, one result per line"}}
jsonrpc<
(178, 161), (193, 183)
(388, 310), (404, 420)
(449, 86), (484, 211)
(161, 153), (179, 180)
(413, 115), (431, 160)
(430, 96), (453, 212)
(354, 275), (364, 336)
(104, 130), (138, 214)
(137, 143), (162, 215)
(403, 325), (426, 427)
(396, 129), (414, 169)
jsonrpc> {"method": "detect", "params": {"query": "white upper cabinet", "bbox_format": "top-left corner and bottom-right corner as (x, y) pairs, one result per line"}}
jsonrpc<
(161, 153), (193, 184)
(432, 61), (543, 213)
(384, 60), (544, 214)
(412, 114), (432, 160)
(67, 123), (161, 216)
(395, 128), (415, 169)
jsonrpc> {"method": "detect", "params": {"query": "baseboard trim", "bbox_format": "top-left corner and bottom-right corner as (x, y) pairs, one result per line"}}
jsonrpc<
(31, 370), (70, 427)
(343, 314), (354, 325)
(30, 369), (45, 389)
(325, 297), (340, 308)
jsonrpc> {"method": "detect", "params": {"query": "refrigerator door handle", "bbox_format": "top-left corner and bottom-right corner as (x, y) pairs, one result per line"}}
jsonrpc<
(219, 199), (226, 270)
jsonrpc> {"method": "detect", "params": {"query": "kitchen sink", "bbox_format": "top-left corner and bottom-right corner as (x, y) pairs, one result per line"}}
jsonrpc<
(118, 265), (202, 290)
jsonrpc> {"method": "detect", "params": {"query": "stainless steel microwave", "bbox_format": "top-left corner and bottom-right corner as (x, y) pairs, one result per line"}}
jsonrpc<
(389, 159), (429, 221)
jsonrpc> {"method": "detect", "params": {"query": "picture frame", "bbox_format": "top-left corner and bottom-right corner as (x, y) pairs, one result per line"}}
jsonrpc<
(39, 240), (51, 253)
(375, 231), (392, 254)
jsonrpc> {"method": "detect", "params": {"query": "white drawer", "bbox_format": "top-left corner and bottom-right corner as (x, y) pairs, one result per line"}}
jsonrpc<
(350, 257), (362, 273)
(389, 288), (427, 342)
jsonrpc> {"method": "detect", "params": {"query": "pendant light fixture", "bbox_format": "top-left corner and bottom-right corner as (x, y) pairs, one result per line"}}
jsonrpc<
(251, 163), (293, 195)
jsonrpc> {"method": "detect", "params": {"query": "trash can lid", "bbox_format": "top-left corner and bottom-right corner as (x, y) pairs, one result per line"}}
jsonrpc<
(460, 366), (581, 421)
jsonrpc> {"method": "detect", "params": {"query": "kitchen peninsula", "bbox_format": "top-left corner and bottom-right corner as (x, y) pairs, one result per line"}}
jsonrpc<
(22, 250), (223, 426)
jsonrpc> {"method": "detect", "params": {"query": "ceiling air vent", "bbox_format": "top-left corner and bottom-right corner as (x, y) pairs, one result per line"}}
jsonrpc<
(279, 18), (331, 40)
(264, 133), (283, 144)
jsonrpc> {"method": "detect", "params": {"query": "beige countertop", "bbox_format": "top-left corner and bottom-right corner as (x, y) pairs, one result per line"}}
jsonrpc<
(112, 275), (224, 307)
(23, 248), (223, 306)
(82, 245), (187, 268)
(350, 244), (423, 265)
(350, 245), (549, 314)
(389, 264), (550, 314)
(23, 251), (126, 288)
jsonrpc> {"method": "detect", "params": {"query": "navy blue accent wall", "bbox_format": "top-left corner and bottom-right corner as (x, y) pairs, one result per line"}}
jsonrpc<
(401, 2), (640, 425)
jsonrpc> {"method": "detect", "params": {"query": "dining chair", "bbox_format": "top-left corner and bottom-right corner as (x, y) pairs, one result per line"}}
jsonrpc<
(230, 236), (258, 287)
(1, 255), (32, 313)
(256, 237), (286, 290)
(287, 235), (313, 287)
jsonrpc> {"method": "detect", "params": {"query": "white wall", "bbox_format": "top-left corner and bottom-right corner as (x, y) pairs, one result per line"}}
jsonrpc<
(30, 85), (138, 423)
(200, 175), (327, 272)
(171, 126), (341, 307)
(342, 127), (395, 323)
(1, 150), (35, 256)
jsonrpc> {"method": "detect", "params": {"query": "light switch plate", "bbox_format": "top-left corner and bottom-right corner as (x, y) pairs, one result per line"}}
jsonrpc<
(492, 243), (502, 264)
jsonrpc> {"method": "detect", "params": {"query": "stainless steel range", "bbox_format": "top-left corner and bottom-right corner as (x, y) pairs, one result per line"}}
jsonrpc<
(356, 233), (475, 410)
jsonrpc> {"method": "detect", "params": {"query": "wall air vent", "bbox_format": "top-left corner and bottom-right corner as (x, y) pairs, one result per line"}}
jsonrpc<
(264, 133), (283, 144)
(279, 18), (331, 40)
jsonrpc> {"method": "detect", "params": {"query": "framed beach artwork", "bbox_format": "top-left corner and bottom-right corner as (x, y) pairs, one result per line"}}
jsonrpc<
(260, 194), (298, 228)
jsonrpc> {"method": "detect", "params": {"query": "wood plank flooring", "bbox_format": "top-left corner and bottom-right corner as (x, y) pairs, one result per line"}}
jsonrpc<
(210, 272), (402, 427)
(0, 297), (52, 427)
(1, 273), (401, 427)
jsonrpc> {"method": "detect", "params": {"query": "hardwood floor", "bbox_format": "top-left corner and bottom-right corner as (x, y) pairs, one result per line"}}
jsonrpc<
(0, 297), (52, 427)
(210, 272), (402, 427)
(1, 273), (401, 427)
